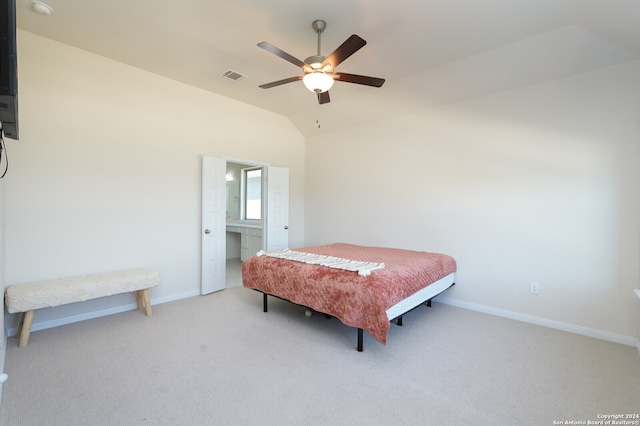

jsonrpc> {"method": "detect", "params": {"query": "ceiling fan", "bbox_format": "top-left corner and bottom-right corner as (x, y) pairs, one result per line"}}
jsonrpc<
(257, 20), (385, 104)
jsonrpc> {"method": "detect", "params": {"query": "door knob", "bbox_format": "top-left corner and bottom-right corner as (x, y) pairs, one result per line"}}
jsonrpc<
(204, 229), (211, 234)
(284, 226), (289, 230)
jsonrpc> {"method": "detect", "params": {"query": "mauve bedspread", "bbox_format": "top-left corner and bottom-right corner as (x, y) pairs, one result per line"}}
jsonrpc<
(241, 243), (457, 344)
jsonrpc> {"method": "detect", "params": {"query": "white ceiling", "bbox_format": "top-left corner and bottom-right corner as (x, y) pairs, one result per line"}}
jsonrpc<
(16, 0), (640, 137)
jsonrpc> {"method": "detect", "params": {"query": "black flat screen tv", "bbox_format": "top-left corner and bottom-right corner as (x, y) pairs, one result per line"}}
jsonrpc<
(0, 0), (18, 140)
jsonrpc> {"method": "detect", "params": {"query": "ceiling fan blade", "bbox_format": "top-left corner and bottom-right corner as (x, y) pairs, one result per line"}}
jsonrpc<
(321, 35), (366, 70)
(258, 41), (308, 69)
(334, 72), (385, 87)
(259, 76), (303, 89)
(317, 91), (330, 104)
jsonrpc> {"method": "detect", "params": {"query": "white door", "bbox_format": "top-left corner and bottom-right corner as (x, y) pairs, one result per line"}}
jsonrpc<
(265, 166), (289, 252)
(201, 156), (226, 295)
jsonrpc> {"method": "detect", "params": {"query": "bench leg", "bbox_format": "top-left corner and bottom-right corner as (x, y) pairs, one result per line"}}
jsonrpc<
(18, 310), (35, 348)
(138, 289), (152, 316)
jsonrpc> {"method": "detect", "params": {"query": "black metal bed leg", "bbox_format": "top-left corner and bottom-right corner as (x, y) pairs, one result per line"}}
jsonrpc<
(397, 315), (403, 326)
(426, 299), (432, 307)
(357, 328), (363, 352)
(263, 293), (268, 312)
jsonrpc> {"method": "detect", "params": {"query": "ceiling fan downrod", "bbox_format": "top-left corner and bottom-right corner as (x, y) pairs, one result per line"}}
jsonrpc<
(304, 20), (328, 69)
(312, 20), (326, 56)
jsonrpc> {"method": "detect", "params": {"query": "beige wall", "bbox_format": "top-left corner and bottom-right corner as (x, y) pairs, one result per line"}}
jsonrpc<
(3, 31), (305, 330)
(305, 60), (640, 343)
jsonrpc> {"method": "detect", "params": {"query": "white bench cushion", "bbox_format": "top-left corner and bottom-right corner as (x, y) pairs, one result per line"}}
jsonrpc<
(5, 268), (160, 313)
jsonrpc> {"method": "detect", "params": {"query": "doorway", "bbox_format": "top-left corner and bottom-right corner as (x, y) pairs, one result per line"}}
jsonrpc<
(201, 156), (289, 295)
(225, 160), (264, 288)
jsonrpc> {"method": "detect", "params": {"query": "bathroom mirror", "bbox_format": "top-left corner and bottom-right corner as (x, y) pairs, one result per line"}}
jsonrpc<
(226, 179), (240, 220)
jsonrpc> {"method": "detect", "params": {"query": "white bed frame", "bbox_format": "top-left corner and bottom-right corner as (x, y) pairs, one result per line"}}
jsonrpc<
(386, 272), (456, 320)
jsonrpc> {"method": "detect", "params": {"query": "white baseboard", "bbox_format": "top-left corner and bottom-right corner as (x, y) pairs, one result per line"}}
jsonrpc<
(150, 290), (200, 306)
(6, 290), (200, 337)
(435, 296), (637, 347)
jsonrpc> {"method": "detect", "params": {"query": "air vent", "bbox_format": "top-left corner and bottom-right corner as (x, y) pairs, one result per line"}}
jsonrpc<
(222, 70), (248, 81)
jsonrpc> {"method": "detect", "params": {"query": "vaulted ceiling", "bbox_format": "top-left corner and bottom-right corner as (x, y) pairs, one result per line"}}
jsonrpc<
(16, 0), (640, 137)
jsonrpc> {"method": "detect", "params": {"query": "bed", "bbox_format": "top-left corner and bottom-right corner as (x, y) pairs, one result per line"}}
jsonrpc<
(241, 243), (456, 351)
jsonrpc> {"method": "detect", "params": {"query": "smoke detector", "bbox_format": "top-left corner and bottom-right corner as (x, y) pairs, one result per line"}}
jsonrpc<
(31, 1), (53, 15)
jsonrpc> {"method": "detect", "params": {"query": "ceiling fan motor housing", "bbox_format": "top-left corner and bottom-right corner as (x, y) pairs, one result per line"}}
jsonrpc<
(304, 55), (326, 70)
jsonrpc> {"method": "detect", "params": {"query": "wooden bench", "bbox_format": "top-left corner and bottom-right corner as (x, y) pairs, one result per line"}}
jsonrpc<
(4, 268), (161, 348)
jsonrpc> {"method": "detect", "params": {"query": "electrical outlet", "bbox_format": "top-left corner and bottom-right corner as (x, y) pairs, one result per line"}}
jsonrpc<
(530, 282), (540, 295)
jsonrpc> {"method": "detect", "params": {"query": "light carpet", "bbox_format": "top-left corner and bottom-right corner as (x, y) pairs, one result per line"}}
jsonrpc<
(1, 285), (639, 425)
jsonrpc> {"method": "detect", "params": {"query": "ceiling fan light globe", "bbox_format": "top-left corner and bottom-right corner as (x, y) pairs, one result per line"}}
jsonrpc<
(303, 72), (334, 93)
